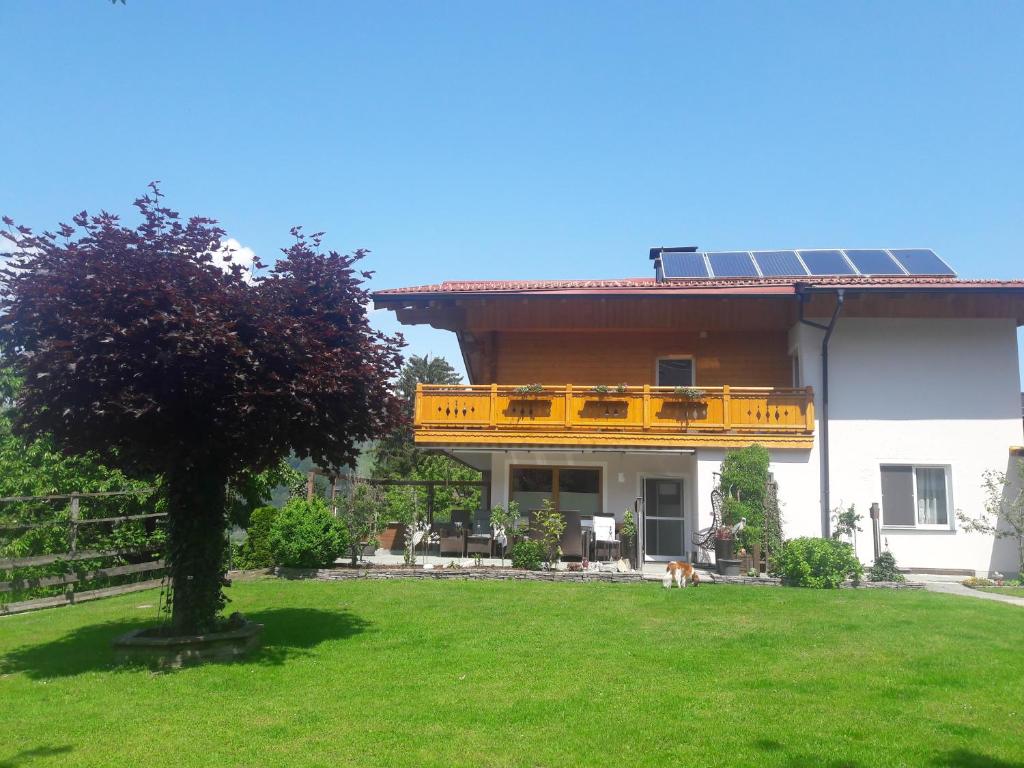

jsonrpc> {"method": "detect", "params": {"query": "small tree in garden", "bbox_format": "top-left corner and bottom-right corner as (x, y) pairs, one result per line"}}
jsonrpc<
(533, 499), (565, 567)
(335, 480), (384, 566)
(0, 187), (403, 634)
(957, 464), (1024, 577)
(831, 503), (863, 547)
(490, 500), (521, 565)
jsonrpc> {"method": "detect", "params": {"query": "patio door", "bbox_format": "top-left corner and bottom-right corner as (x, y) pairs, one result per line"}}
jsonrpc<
(643, 478), (685, 560)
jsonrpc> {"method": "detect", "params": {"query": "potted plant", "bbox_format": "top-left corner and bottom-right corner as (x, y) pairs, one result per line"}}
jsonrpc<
(511, 383), (546, 396)
(671, 386), (706, 401)
(715, 527), (742, 576)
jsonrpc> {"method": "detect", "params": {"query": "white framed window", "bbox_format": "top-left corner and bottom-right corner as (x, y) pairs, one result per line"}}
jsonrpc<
(656, 356), (695, 387)
(880, 464), (953, 529)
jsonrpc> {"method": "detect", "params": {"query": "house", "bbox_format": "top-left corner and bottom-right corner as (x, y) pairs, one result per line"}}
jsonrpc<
(372, 248), (1024, 577)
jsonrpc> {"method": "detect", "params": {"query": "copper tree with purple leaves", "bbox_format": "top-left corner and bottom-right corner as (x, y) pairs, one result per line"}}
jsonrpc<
(0, 185), (404, 634)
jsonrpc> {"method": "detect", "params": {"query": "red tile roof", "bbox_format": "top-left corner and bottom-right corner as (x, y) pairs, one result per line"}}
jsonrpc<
(373, 275), (1024, 299)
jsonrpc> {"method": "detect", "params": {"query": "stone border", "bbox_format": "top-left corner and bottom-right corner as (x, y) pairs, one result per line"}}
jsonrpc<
(113, 620), (264, 668)
(709, 573), (924, 589)
(275, 566), (645, 583)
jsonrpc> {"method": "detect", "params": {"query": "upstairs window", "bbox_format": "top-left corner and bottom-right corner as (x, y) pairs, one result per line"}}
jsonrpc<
(880, 465), (951, 528)
(656, 357), (694, 387)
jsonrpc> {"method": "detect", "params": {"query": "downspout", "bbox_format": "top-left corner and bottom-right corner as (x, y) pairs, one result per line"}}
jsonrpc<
(797, 287), (845, 538)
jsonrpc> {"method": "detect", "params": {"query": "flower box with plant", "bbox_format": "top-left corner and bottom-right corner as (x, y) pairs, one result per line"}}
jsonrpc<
(670, 386), (705, 401)
(511, 383), (546, 396)
(590, 383), (629, 395)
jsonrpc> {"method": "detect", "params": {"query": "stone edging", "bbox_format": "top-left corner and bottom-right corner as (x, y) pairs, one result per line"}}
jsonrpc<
(709, 573), (925, 589)
(274, 566), (645, 583)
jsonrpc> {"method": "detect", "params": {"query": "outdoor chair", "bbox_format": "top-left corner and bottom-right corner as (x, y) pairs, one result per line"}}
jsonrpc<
(591, 515), (620, 561)
(437, 523), (466, 557)
(559, 509), (584, 560)
(465, 508), (493, 557)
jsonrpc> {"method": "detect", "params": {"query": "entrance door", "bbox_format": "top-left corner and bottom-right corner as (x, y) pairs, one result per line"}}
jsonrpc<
(643, 478), (685, 560)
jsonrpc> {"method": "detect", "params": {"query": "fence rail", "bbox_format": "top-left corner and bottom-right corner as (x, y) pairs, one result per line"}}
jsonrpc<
(0, 489), (166, 615)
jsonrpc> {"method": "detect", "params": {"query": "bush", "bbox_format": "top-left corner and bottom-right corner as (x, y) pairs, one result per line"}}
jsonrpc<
(774, 537), (863, 588)
(234, 505), (278, 569)
(268, 497), (348, 568)
(720, 444), (770, 552)
(867, 550), (905, 582)
(510, 539), (545, 570)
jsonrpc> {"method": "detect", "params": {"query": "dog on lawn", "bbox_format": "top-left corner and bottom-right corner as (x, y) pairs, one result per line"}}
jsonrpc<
(662, 560), (700, 588)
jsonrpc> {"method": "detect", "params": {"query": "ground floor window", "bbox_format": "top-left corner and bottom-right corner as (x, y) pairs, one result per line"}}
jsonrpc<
(880, 464), (951, 528)
(509, 466), (601, 517)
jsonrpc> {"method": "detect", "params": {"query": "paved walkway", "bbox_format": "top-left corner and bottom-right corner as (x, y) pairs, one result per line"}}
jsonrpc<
(915, 577), (1024, 608)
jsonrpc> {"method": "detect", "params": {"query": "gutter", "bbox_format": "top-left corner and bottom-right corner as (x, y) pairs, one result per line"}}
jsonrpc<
(797, 286), (845, 538)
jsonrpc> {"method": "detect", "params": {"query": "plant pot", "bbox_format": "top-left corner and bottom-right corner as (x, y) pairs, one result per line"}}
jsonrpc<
(714, 538), (734, 563)
(717, 558), (741, 577)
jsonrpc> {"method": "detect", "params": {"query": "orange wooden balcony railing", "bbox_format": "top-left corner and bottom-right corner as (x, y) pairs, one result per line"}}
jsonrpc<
(413, 384), (815, 450)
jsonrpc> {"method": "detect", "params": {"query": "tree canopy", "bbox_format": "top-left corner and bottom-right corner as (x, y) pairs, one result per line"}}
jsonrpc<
(0, 186), (404, 633)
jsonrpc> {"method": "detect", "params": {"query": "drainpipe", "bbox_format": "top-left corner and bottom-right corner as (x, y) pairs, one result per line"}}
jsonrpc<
(797, 287), (845, 538)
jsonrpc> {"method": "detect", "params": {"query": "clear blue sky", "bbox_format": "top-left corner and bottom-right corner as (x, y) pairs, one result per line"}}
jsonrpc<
(2, 1), (1022, 381)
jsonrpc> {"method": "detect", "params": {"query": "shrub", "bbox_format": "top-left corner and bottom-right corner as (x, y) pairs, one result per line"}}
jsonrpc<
(510, 539), (545, 570)
(532, 499), (565, 566)
(720, 444), (770, 552)
(867, 550), (905, 582)
(774, 537), (863, 588)
(268, 497), (348, 568)
(234, 505), (278, 569)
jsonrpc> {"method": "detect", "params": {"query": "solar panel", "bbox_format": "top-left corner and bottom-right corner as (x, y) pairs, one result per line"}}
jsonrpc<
(889, 249), (955, 276)
(660, 251), (709, 278)
(707, 251), (758, 277)
(799, 249), (855, 275)
(844, 249), (904, 275)
(752, 251), (807, 277)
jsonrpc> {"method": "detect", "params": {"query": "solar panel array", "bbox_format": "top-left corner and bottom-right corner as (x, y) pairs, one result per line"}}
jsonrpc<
(656, 248), (955, 279)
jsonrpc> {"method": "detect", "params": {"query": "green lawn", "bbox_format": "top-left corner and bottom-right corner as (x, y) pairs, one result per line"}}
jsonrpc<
(976, 586), (1024, 598)
(1, 578), (1022, 768)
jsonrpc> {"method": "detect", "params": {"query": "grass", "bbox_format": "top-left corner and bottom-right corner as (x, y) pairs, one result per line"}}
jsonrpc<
(1, 578), (1022, 768)
(976, 585), (1024, 598)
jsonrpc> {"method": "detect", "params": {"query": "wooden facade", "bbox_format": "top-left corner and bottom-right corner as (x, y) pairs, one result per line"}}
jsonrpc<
(373, 283), (1024, 451)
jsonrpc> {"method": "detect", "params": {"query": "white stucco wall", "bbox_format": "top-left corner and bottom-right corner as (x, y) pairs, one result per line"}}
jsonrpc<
(794, 316), (1023, 576)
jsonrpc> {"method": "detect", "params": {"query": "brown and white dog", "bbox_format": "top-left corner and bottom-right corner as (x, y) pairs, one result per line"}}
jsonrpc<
(663, 561), (700, 588)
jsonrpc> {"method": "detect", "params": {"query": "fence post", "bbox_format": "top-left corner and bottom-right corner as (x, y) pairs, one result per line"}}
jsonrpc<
(67, 494), (80, 605)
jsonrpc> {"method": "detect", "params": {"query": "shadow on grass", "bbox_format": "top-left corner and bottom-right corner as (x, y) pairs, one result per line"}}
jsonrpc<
(0, 745), (73, 768)
(752, 740), (1024, 768)
(0, 607), (369, 680)
(932, 750), (1024, 768)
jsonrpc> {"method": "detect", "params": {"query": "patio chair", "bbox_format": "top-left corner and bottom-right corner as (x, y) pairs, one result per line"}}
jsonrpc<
(437, 524), (466, 557)
(591, 515), (620, 561)
(692, 488), (723, 564)
(465, 508), (493, 558)
(559, 510), (584, 560)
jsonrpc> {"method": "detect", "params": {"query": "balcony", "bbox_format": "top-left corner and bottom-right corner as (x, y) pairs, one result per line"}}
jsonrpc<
(414, 384), (815, 450)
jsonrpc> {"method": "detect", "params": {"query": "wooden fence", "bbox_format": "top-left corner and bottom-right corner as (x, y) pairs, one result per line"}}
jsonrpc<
(0, 489), (166, 615)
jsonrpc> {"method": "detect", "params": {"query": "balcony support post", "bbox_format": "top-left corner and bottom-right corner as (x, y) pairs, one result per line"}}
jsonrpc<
(721, 385), (731, 431)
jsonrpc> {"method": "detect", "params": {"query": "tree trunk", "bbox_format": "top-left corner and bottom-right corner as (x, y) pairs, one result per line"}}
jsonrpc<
(165, 464), (229, 636)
